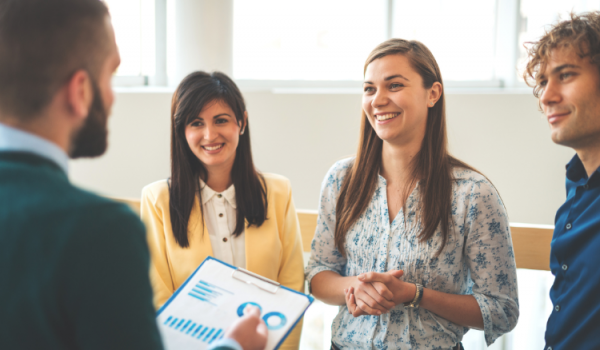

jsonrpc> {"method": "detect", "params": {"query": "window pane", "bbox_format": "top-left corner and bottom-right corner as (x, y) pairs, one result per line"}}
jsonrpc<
(392, 0), (497, 81)
(233, 0), (387, 81)
(518, 0), (600, 76)
(105, 0), (155, 77)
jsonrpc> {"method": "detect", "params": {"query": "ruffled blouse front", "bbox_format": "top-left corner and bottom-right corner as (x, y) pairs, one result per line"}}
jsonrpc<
(305, 158), (519, 349)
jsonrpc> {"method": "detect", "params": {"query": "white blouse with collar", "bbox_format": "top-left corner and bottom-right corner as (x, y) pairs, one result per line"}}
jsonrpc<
(199, 180), (246, 268)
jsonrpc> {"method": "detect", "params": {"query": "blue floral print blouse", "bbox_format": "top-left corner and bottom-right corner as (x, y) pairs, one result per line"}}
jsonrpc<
(305, 158), (519, 349)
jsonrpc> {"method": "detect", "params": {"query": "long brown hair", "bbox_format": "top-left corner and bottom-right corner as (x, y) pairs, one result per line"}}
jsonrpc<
(334, 39), (476, 257)
(169, 71), (267, 248)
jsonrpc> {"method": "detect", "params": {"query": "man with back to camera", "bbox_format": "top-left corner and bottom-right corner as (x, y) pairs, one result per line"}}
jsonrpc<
(523, 12), (600, 350)
(0, 0), (267, 349)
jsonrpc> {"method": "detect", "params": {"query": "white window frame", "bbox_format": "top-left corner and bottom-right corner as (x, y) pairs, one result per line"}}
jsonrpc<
(236, 0), (526, 93)
(232, 0), (520, 91)
(111, 0), (167, 88)
(114, 0), (526, 91)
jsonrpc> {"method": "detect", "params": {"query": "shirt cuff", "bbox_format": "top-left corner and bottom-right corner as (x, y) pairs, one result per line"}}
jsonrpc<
(208, 337), (243, 350)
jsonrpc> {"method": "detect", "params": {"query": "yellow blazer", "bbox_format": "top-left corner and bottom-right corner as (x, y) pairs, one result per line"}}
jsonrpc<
(140, 173), (305, 350)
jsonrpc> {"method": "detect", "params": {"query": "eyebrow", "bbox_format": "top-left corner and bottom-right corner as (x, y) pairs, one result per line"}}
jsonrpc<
(385, 74), (410, 81)
(364, 74), (410, 84)
(192, 113), (231, 121)
(539, 64), (580, 80)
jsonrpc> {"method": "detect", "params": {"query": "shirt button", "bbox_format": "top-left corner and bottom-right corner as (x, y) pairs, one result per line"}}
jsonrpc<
(565, 223), (572, 230)
(222, 237), (228, 242)
(562, 264), (568, 271)
(555, 305), (560, 312)
(217, 194), (223, 198)
(219, 213), (224, 218)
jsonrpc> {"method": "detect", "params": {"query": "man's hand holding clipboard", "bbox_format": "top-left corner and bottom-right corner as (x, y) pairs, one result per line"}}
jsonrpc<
(156, 257), (313, 350)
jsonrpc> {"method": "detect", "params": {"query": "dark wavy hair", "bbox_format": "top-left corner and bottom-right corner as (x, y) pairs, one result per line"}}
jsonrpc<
(524, 11), (600, 97)
(169, 71), (267, 248)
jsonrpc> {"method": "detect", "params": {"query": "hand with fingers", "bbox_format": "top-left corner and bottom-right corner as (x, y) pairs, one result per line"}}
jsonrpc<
(344, 286), (368, 317)
(342, 270), (405, 317)
(357, 270), (417, 306)
(223, 306), (268, 350)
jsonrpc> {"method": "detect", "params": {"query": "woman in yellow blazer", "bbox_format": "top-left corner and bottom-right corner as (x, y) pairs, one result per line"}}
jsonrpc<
(140, 71), (304, 350)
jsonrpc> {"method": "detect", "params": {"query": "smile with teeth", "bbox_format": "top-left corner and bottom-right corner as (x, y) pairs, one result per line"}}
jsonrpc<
(376, 113), (400, 121)
(202, 144), (224, 151)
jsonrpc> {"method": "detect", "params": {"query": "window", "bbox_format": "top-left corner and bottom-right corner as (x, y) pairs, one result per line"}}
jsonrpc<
(233, 0), (497, 83)
(105, 0), (156, 79)
(518, 0), (600, 78)
(233, 0), (388, 81)
(392, 0), (497, 81)
(110, 0), (600, 87)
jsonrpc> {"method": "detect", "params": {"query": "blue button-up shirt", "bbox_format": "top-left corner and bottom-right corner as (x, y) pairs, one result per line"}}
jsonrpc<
(545, 155), (600, 350)
(0, 122), (69, 173)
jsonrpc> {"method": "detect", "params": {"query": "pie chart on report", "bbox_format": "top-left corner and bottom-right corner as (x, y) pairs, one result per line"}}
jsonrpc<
(236, 302), (287, 330)
(237, 302), (262, 317)
(262, 312), (287, 331)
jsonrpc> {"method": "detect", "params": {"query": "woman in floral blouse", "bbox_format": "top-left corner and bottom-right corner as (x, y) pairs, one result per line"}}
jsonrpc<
(305, 39), (519, 349)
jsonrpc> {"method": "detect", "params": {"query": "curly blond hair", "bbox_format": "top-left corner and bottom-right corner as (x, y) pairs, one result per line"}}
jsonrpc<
(523, 11), (600, 97)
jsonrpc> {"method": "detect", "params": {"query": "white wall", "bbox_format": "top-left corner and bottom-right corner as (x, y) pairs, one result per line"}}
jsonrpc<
(70, 89), (574, 225)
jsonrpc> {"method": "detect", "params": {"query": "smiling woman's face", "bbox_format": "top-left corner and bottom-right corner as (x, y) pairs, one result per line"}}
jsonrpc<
(185, 99), (243, 173)
(362, 54), (432, 147)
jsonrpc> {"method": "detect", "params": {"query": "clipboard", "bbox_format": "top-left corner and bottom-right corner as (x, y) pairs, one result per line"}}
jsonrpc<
(156, 257), (314, 350)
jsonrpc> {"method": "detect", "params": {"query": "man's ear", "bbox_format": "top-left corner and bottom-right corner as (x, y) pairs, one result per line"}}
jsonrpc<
(65, 70), (93, 121)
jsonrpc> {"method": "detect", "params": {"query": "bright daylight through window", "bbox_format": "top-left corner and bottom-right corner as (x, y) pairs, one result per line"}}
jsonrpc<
(517, 0), (600, 80)
(104, 0), (155, 78)
(233, 0), (388, 81)
(392, 0), (497, 81)
(233, 0), (498, 82)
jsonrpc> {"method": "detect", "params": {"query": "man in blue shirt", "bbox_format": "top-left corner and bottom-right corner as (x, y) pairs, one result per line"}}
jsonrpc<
(0, 0), (266, 349)
(523, 12), (600, 350)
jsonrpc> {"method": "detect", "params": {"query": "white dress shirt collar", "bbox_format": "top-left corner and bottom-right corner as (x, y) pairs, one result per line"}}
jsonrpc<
(199, 179), (237, 209)
(0, 122), (69, 174)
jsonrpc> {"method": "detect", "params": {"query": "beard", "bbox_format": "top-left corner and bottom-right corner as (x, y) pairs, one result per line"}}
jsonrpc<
(69, 79), (109, 159)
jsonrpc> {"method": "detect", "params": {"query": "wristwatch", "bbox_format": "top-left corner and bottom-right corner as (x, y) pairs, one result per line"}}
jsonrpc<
(404, 283), (424, 308)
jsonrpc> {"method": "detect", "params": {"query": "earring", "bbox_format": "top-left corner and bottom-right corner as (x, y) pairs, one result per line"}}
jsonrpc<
(430, 102), (434, 106)
(240, 129), (245, 135)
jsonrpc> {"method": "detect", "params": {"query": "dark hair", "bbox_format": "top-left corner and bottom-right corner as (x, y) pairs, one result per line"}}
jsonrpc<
(169, 71), (268, 248)
(0, 0), (110, 120)
(335, 39), (477, 257)
(524, 11), (600, 97)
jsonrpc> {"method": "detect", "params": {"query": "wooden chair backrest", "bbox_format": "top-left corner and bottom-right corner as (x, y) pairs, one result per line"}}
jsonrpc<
(112, 199), (553, 271)
(297, 210), (553, 271)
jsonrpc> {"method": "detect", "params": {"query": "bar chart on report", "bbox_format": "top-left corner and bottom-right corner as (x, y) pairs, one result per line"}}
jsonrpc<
(162, 315), (224, 344)
(157, 257), (314, 350)
(188, 280), (234, 306)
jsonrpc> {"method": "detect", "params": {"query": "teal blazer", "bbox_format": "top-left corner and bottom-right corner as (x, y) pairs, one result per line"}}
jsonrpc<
(0, 152), (164, 349)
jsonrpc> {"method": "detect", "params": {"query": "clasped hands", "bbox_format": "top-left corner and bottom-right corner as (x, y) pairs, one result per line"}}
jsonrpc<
(343, 270), (417, 317)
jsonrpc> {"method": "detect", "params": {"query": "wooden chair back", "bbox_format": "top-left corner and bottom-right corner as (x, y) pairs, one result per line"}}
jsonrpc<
(111, 199), (553, 271)
(297, 210), (553, 271)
